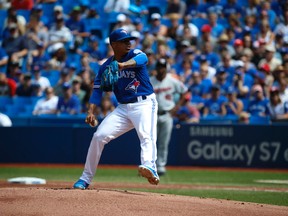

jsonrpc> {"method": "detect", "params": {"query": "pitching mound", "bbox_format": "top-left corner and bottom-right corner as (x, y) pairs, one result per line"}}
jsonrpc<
(0, 181), (287, 216)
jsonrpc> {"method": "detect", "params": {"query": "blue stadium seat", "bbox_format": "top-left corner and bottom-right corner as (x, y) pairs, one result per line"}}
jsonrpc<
(191, 17), (209, 31)
(0, 96), (12, 112)
(0, 10), (7, 32)
(200, 115), (234, 124)
(249, 116), (271, 125)
(12, 97), (32, 106)
(4, 104), (24, 116)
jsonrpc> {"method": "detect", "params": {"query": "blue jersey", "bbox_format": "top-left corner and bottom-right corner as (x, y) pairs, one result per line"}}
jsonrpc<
(57, 95), (81, 114)
(248, 98), (270, 116)
(204, 96), (227, 115)
(90, 49), (154, 105)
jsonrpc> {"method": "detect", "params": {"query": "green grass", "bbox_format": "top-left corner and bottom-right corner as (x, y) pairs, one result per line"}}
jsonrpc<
(1, 166), (288, 206)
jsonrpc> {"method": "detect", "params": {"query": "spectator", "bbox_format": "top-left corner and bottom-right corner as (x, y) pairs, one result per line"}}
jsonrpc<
(166, 13), (181, 41)
(247, 84), (270, 117)
(104, 0), (130, 14)
(71, 76), (86, 108)
(214, 66), (230, 95)
(56, 82), (81, 115)
(258, 44), (282, 72)
(268, 86), (288, 121)
(165, 0), (186, 18)
(112, 13), (135, 33)
(259, 0), (277, 30)
(197, 54), (216, 80)
(188, 71), (205, 97)
(11, 0), (33, 10)
(215, 33), (235, 57)
(148, 13), (168, 37)
(2, 23), (28, 68)
(257, 19), (275, 45)
(0, 73), (17, 96)
(16, 73), (38, 97)
(30, 4), (49, 27)
(47, 43), (67, 71)
(232, 39), (244, 60)
(245, 0), (259, 17)
(0, 47), (9, 72)
(222, 0), (243, 19)
(25, 14), (49, 52)
(33, 87), (59, 115)
(75, 67), (93, 110)
(48, 16), (73, 47)
(238, 111), (250, 124)
(6, 61), (22, 83)
(145, 48), (157, 76)
(31, 64), (51, 94)
(29, 43), (50, 71)
(0, 112), (12, 127)
(274, 68), (288, 103)
(224, 86), (243, 115)
(96, 95), (115, 123)
(80, 36), (104, 62)
(174, 93), (200, 124)
(203, 84), (227, 116)
(54, 68), (72, 97)
(198, 63), (213, 98)
(197, 24), (217, 50)
(232, 61), (253, 98)
(176, 14), (199, 46)
(274, 7), (288, 38)
(66, 6), (90, 43)
(177, 57), (193, 85)
(3, 7), (26, 35)
(207, 12), (224, 38)
(46, 5), (68, 28)
(128, 0), (148, 17)
(227, 14), (243, 39)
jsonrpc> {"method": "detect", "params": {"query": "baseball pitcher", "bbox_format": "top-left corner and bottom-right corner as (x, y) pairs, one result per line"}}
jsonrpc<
(73, 29), (159, 189)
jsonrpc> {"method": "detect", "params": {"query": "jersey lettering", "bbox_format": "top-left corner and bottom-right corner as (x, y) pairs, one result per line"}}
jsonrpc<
(119, 70), (136, 79)
(154, 87), (172, 94)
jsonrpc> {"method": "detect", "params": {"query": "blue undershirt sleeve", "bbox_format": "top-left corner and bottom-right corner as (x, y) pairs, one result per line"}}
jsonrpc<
(133, 52), (148, 67)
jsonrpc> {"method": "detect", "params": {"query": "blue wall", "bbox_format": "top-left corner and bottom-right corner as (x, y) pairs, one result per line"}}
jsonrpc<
(1, 124), (288, 168)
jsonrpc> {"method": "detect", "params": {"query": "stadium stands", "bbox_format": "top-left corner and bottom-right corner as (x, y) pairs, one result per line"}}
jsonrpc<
(0, 0), (287, 126)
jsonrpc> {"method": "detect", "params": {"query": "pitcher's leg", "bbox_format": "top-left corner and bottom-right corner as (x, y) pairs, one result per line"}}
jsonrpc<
(79, 106), (133, 184)
(129, 97), (158, 170)
(156, 115), (173, 174)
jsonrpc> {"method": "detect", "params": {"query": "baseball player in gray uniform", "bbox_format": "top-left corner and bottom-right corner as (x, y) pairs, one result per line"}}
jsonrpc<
(150, 58), (188, 175)
(73, 29), (159, 189)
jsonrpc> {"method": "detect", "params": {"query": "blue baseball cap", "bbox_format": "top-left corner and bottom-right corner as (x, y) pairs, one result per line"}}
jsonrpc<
(109, 28), (136, 43)
(62, 82), (71, 89)
(216, 66), (226, 75)
(227, 86), (236, 94)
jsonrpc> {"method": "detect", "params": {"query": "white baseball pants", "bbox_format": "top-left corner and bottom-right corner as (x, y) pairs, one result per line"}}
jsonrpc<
(80, 94), (158, 184)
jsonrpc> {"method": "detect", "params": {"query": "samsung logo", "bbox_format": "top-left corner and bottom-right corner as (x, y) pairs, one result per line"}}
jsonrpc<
(190, 126), (234, 137)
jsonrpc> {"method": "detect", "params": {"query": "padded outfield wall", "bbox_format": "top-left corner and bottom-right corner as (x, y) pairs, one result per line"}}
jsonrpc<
(0, 124), (288, 168)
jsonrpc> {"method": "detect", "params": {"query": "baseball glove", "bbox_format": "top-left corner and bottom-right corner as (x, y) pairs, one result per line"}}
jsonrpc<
(100, 60), (119, 92)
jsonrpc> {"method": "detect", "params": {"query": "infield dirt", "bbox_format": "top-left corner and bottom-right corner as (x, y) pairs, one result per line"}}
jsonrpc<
(0, 181), (288, 216)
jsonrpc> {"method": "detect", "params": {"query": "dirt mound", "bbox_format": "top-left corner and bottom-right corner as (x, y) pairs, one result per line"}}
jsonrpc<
(0, 182), (288, 216)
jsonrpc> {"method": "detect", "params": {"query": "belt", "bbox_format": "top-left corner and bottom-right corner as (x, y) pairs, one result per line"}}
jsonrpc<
(121, 95), (147, 104)
(158, 110), (168, 115)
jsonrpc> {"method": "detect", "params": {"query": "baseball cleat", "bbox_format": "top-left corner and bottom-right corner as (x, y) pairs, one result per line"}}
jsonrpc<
(73, 179), (89, 190)
(138, 165), (160, 185)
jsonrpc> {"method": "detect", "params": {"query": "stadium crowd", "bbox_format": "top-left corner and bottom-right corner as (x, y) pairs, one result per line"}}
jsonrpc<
(0, 0), (288, 125)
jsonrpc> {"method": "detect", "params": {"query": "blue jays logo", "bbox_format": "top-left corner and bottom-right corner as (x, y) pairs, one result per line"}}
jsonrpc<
(121, 29), (128, 34)
(125, 78), (140, 92)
